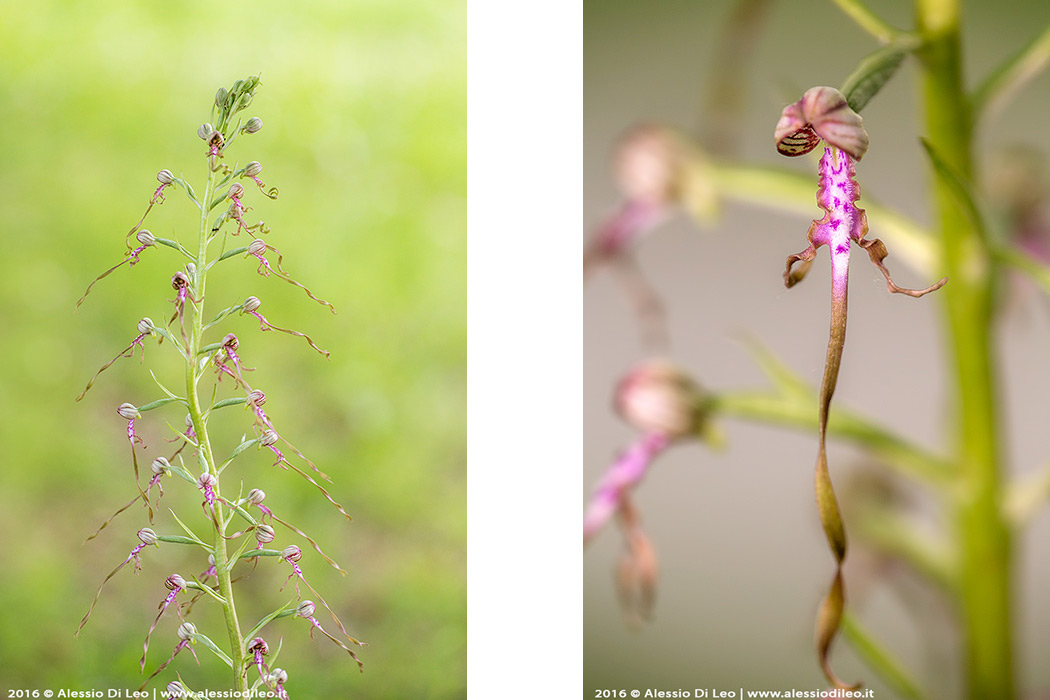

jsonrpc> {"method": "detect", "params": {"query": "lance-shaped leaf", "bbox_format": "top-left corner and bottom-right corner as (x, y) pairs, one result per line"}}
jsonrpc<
(155, 237), (196, 259)
(244, 601), (300, 642)
(191, 630), (234, 669)
(842, 612), (925, 700)
(840, 42), (914, 113)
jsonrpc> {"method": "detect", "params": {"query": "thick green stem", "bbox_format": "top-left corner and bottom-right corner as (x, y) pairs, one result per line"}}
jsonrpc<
(916, 1), (1014, 697)
(185, 162), (248, 692)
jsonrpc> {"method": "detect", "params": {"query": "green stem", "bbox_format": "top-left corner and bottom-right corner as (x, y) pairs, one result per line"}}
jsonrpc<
(185, 160), (248, 692)
(916, 1), (1014, 697)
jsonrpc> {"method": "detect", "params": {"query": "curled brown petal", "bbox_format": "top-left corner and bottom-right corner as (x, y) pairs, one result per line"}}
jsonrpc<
(784, 242), (819, 288)
(856, 237), (948, 297)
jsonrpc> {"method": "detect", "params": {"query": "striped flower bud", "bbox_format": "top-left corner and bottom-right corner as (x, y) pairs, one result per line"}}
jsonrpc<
(247, 488), (266, 505)
(177, 622), (196, 641)
(282, 545), (302, 562)
(242, 296), (261, 313)
(259, 429), (279, 447)
(296, 600), (316, 618)
(137, 317), (155, 335)
(156, 169), (175, 185)
(243, 117), (263, 134)
(117, 403), (140, 420)
(255, 524), (276, 544)
(151, 457), (171, 475)
(248, 238), (267, 256)
(165, 574), (186, 591)
(775, 86), (869, 161)
(135, 229), (156, 247)
(137, 528), (158, 546)
(197, 123), (214, 141)
(244, 161), (263, 177)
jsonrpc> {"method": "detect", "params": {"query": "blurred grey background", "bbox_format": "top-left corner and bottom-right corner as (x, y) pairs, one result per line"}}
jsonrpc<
(584, 0), (1050, 696)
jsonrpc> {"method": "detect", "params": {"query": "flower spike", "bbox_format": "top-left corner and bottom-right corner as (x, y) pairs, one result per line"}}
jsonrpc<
(780, 140), (946, 689)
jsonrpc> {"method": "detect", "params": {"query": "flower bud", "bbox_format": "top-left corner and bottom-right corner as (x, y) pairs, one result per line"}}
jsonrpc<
(156, 169), (175, 185)
(244, 161), (263, 177)
(137, 317), (155, 335)
(243, 117), (263, 134)
(165, 681), (184, 698)
(197, 123), (214, 141)
(255, 524), (276, 544)
(259, 429), (279, 446)
(247, 389), (266, 406)
(267, 668), (288, 685)
(615, 125), (690, 206)
(222, 333), (239, 350)
(215, 87), (228, 109)
(615, 360), (709, 439)
(184, 414), (194, 429)
(151, 457), (171, 475)
(117, 403), (140, 420)
(247, 488), (266, 505)
(135, 229), (156, 247)
(197, 473), (217, 490)
(282, 544), (302, 562)
(227, 183), (245, 199)
(137, 527), (158, 546)
(165, 574), (186, 591)
(242, 296), (261, 313)
(248, 637), (269, 655)
(247, 238), (267, 256)
(177, 622), (196, 641)
(775, 86), (868, 161)
(296, 600), (316, 618)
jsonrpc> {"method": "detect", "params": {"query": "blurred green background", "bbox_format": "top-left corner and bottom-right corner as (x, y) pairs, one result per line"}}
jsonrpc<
(0, 1), (464, 697)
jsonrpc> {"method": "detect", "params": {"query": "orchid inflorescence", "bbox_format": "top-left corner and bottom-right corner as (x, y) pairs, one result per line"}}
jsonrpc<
(75, 76), (363, 695)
